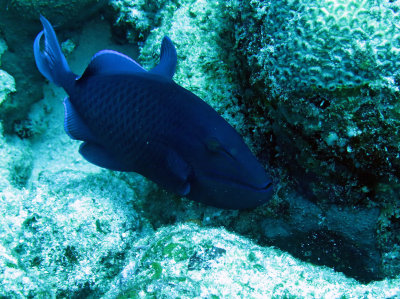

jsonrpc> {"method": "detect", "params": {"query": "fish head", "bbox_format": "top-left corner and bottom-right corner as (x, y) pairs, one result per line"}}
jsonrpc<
(188, 134), (273, 209)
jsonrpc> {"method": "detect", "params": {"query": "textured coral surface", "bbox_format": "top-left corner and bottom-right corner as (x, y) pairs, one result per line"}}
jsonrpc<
(234, 0), (400, 276)
(246, 0), (400, 94)
(106, 224), (400, 298)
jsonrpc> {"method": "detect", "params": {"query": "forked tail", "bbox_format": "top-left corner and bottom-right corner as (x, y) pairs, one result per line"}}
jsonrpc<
(33, 15), (76, 93)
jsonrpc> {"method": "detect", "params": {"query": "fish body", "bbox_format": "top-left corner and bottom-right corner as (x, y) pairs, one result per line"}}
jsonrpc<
(34, 16), (273, 209)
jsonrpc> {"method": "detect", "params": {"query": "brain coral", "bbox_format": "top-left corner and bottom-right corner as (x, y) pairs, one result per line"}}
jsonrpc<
(236, 0), (400, 201)
(249, 0), (400, 94)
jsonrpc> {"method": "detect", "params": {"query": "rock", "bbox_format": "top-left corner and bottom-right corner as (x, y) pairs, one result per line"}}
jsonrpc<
(0, 0), (107, 133)
(232, 0), (400, 278)
(0, 70), (16, 107)
(0, 168), (146, 297)
(106, 224), (400, 298)
(0, 38), (16, 107)
(3, 0), (108, 27)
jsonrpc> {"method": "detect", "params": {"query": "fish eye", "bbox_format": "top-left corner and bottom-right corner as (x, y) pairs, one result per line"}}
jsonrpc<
(204, 136), (236, 160)
(220, 147), (236, 160)
(205, 136), (221, 152)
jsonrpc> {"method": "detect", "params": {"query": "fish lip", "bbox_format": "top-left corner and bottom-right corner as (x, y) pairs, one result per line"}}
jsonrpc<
(204, 172), (273, 192)
(260, 181), (273, 191)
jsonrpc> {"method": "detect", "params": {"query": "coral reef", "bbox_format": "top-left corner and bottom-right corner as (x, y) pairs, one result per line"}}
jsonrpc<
(242, 0), (400, 94)
(0, 169), (146, 297)
(110, 0), (173, 41)
(232, 0), (400, 278)
(234, 0), (400, 203)
(109, 0), (400, 281)
(106, 224), (400, 298)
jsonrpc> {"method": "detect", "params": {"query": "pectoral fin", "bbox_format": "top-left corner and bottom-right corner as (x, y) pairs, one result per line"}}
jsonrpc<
(141, 144), (191, 196)
(165, 148), (191, 196)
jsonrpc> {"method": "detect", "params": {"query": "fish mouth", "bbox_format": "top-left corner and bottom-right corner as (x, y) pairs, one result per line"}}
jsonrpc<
(194, 172), (274, 209)
(204, 171), (273, 193)
(229, 178), (272, 193)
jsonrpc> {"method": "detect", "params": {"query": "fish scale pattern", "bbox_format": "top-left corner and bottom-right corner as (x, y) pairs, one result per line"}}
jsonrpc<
(251, 0), (400, 93)
(72, 75), (175, 165)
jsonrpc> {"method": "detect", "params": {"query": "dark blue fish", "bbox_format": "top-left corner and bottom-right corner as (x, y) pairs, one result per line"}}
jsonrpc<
(33, 16), (273, 209)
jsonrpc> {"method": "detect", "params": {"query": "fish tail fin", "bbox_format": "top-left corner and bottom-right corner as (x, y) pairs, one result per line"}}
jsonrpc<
(34, 15), (76, 93)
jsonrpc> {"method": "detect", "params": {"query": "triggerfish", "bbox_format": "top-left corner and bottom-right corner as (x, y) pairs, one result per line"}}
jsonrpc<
(33, 15), (273, 209)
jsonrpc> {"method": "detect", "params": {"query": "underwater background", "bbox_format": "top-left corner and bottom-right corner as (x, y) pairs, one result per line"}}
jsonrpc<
(0, 0), (400, 297)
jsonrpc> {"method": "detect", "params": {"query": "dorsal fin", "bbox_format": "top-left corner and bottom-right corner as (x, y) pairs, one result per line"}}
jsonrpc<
(80, 50), (146, 80)
(149, 36), (177, 79)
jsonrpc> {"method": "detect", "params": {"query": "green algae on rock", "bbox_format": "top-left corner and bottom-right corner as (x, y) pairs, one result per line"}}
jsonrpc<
(106, 224), (400, 298)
